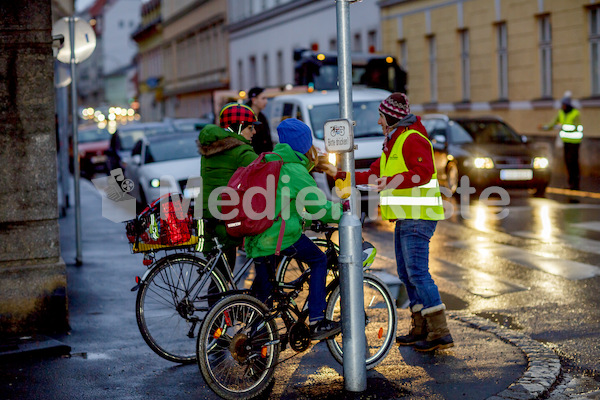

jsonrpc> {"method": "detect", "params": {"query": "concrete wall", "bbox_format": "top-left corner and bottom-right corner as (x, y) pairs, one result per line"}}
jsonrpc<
(0, 0), (68, 334)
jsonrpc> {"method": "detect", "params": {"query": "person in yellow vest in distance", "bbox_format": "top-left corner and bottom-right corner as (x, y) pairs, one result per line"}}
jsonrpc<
(330, 93), (452, 352)
(541, 91), (583, 190)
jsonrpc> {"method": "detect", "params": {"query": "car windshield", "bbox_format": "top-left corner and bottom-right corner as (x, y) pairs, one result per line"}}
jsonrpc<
(146, 135), (199, 163)
(118, 128), (173, 151)
(309, 101), (383, 139)
(458, 120), (523, 144)
(78, 127), (112, 143)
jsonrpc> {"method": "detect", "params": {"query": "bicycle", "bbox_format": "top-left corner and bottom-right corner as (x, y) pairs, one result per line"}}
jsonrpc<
(128, 205), (303, 365)
(195, 220), (397, 400)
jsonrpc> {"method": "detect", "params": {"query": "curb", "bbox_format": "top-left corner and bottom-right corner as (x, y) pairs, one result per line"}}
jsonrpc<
(448, 311), (561, 400)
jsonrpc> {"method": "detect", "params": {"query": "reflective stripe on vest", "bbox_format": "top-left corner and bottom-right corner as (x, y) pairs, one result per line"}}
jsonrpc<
(379, 129), (444, 221)
(558, 110), (583, 144)
(559, 124), (584, 142)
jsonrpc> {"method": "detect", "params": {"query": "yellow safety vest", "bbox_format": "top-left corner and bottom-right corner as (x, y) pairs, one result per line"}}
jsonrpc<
(558, 109), (583, 144)
(379, 129), (444, 221)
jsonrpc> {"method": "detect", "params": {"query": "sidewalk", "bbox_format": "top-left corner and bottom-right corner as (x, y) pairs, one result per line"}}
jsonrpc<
(0, 177), (567, 400)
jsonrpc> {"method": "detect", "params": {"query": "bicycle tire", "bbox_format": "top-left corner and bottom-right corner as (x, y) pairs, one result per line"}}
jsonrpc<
(136, 253), (228, 364)
(197, 294), (279, 400)
(325, 273), (397, 370)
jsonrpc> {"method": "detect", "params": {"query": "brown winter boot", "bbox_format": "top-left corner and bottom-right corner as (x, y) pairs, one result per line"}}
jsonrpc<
(396, 305), (427, 346)
(414, 305), (454, 352)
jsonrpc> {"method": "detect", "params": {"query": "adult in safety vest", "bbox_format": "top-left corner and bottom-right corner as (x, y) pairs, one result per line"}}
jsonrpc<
(543, 92), (583, 190)
(332, 92), (452, 352)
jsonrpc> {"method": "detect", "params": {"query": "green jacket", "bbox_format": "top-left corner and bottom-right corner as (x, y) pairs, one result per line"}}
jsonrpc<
(245, 143), (343, 258)
(197, 124), (258, 248)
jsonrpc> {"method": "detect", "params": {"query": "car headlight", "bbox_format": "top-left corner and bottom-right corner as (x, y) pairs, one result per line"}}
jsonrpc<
(473, 157), (494, 169)
(149, 178), (161, 188)
(533, 157), (549, 169)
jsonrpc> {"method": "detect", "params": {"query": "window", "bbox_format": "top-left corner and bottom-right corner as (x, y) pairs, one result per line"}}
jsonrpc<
(398, 40), (408, 71)
(238, 59), (244, 90)
(539, 16), (552, 98)
(263, 54), (269, 86)
(590, 7), (600, 95)
(329, 38), (337, 51)
(459, 30), (470, 101)
(354, 33), (362, 52)
(368, 30), (377, 52)
(428, 36), (437, 102)
(249, 56), (257, 88)
(497, 23), (508, 99)
(277, 51), (284, 86)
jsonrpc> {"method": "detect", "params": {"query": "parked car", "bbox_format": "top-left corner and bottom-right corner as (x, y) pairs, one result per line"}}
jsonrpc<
(106, 122), (175, 173)
(422, 114), (551, 196)
(264, 88), (391, 200)
(125, 131), (201, 205)
(71, 126), (112, 178)
(165, 117), (212, 132)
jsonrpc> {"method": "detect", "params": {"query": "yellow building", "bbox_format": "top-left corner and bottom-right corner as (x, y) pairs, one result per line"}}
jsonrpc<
(380, 0), (600, 137)
(161, 0), (229, 119)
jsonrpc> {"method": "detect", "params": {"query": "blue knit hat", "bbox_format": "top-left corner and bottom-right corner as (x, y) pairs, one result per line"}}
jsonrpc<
(277, 118), (313, 154)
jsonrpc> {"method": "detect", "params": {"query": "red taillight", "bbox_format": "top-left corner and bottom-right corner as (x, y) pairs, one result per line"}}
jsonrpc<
(142, 258), (152, 266)
(135, 276), (140, 284)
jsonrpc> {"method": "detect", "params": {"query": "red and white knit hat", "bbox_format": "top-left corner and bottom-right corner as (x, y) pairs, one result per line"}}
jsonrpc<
(378, 93), (410, 126)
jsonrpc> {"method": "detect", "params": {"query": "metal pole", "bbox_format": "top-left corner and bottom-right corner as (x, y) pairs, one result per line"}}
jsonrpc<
(69, 17), (83, 266)
(335, 0), (366, 392)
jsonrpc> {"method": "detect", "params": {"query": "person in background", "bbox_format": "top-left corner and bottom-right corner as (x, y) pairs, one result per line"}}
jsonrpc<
(196, 103), (260, 282)
(244, 118), (342, 341)
(246, 87), (273, 154)
(331, 93), (452, 352)
(541, 91), (583, 191)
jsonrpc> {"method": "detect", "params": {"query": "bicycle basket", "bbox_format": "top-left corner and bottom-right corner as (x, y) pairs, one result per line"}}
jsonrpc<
(125, 193), (199, 253)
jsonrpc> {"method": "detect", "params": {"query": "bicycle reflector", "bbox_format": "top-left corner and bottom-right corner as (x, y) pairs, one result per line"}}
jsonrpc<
(213, 327), (223, 339)
(261, 346), (268, 358)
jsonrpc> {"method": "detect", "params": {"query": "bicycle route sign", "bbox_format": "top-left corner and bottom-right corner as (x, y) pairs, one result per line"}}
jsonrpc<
(324, 118), (354, 153)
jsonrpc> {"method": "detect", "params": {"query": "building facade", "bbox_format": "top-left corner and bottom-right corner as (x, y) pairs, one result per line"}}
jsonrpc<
(379, 0), (600, 137)
(227, 0), (383, 91)
(161, 0), (229, 119)
(132, 0), (164, 122)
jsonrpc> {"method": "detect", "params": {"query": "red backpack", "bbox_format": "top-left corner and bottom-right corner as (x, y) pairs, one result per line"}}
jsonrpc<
(221, 153), (287, 253)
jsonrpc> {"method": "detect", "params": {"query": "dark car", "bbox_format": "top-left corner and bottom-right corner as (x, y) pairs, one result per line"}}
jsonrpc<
(70, 126), (112, 178)
(422, 115), (551, 196)
(106, 122), (175, 173)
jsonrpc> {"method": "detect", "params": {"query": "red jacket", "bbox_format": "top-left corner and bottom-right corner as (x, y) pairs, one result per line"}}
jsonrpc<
(336, 116), (435, 189)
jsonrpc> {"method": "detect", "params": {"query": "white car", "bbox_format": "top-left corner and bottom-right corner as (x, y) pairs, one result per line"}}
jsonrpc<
(125, 131), (201, 205)
(264, 88), (391, 200)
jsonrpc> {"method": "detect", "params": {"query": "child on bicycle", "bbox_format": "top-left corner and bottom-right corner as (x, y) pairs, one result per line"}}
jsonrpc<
(244, 118), (343, 341)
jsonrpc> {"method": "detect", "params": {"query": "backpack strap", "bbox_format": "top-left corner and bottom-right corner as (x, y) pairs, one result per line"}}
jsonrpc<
(274, 218), (286, 256)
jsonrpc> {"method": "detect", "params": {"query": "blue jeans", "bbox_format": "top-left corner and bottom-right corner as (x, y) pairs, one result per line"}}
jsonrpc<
(253, 234), (328, 323)
(394, 219), (442, 311)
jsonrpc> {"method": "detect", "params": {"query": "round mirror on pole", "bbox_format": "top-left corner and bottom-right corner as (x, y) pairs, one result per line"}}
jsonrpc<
(52, 17), (96, 64)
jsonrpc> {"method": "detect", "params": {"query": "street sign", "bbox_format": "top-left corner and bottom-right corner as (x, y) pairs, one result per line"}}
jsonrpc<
(324, 118), (354, 153)
(52, 17), (96, 64)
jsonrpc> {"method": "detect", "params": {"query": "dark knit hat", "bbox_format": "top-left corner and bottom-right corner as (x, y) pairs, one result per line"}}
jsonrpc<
(219, 103), (261, 132)
(379, 92), (410, 126)
(277, 118), (313, 155)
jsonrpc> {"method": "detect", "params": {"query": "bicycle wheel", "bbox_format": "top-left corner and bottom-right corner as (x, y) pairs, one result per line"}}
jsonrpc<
(197, 294), (279, 400)
(325, 273), (397, 370)
(136, 253), (228, 364)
